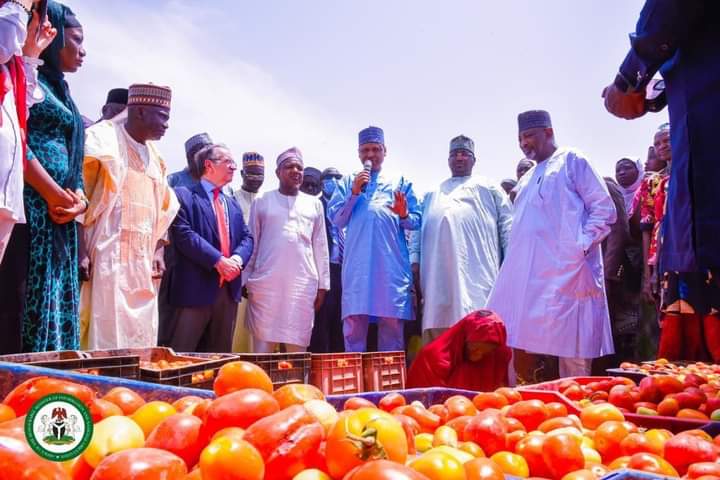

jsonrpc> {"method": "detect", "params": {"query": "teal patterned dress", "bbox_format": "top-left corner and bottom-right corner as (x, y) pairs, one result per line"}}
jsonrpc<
(22, 78), (83, 352)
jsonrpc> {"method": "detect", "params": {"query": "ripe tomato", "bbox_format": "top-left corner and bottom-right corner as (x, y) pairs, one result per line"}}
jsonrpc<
(243, 404), (325, 480)
(84, 416), (145, 468)
(213, 361), (273, 397)
(190, 398), (212, 420)
(506, 429), (527, 452)
(678, 408), (710, 420)
(619, 432), (661, 457)
(463, 412), (508, 455)
(272, 384), (324, 409)
(445, 415), (474, 439)
(202, 389), (280, 439)
(593, 420), (635, 462)
(344, 460), (431, 480)
(472, 392), (509, 411)
(326, 407), (408, 479)
(541, 433), (584, 479)
(130, 401), (177, 437)
(506, 400), (549, 431)
(211, 427), (246, 442)
(409, 450), (465, 480)
(490, 451), (529, 477)
(538, 417), (578, 433)
(504, 417), (527, 433)
(432, 425), (459, 448)
(0, 405), (16, 423)
(515, 434), (552, 478)
(145, 413), (204, 469)
(101, 387), (145, 415)
(0, 415), (26, 442)
(3, 377), (95, 416)
(458, 441), (485, 458)
(626, 452), (679, 477)
(428, 404), (449, 424)
(88, 398), (123, 423)
(607, 456), (631, 470)
(199, 437), (264, 480)
(663, 433), (718, 475)
(445, 395), (478, 420)
(90, 448), (187, 480)
(465, 457), (506, 480)
(545, 402), (569, 419)
(586, 462), (610, 479)
(580, 403), (624, 429)
(63, 454), (93, 480)
(378, 393), (407, 412)
(560, 469), (595, 480)
(0, 435), (69, 479)
(495, 387), (522, 404)
(171, 395), (206, 413)
(398, 405), (441, 433)
(343, 397), (376, 410)
(687, 462), (720, 479)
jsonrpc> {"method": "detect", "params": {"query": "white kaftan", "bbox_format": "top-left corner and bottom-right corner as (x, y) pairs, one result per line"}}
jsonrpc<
(486, 147), (616, 359)
(245, 190), (330, 347)
(411, 176), (513, 331)
(231, 187), (258, 352)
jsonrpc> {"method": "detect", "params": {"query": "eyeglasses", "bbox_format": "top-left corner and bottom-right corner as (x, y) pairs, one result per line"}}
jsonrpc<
(210, 157), (237, 167)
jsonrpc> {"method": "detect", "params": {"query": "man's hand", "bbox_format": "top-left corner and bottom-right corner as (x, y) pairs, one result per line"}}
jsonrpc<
(351, 170), (370, 195)
(387, 191), (408, 218)
(22, 10), (57, 58)
(152, 248), (166, 279)
(215, 257), (241, 282)
(602, 83), (647, 120)
(79, 255), (91, 282)
(314, 289), (327, 311)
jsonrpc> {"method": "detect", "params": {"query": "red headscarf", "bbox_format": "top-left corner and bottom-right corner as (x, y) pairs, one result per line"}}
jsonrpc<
(407, 310), (511, 391)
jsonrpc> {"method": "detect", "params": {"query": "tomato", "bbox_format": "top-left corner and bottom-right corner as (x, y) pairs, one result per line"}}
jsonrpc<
(190, 398), (212, 420)
(644, 428), (673, 454)
(399, 405), (441, 433)
(0, 405), (16, 423)
(211, 427), (245, 442)
(243, 404), (325, 480)
(101, 387), (145, 415)
(506, 429), (527, 452)
(272, 384), (324, 409)
(199, 437), (264, 480)
(663, 432), (718, 475)
(0, 415), (26, 441)
(409, 450), (465, 480)
(88, 398), (123, 423)
(545, 402), (569, 419)
(0, 435), (69, 479)
(130, 400), (177, 437)
(538, 417), (578, 433)
(428, 404), (449, 424)
(3, 377), (95, 416)
(171, 395), (206, 413)
(490, 451), (529, 477)
(84, 416), (145, 468)
(593, 420), (634, 462)
(343, 397), (376, 410)
(445, 415), (474, 439)
(560, 469), (595, 480)
(504, 417), (527, 433)
(687, 462), (720, 479)
(326, 407), (408, 479)
(472, 392), (509, 411)
(379, 393), (407, 412)
(515, 434), (552, 478)
(465, 457), (506, 480)
(607, 456), (631, 470)
(459, 441), (485, 458)
(506, 400), (549, 431)
(432, 425), (459, 448)
(415, 433), (434, 453)
(495, 387), (522, 404)
(344, 460), (431, 480)
(579, 403), (624, 429)
(626, 452), (679, 477)
(90, 448), (187, 480)
(304, 399), (339, 434)
(145, 413), (204, 469)
(62, 454), (93, 480)
(656, 397), (680, 417)
(213, 361), (273, 397)
(445, 395), (477, 420)
(395, 414), (421, 454)
(541, 433), (584, 479)
(678, 408), (710, 420)
(463, 412), (508, 456)
(292, 468), (332, 480)
(202, 389), (280, 439)
(586, 462), (610, 479)
(619, 432), (662, 457)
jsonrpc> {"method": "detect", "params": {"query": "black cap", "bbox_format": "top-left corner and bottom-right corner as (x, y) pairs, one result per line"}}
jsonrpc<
(105, 88), (128, 105)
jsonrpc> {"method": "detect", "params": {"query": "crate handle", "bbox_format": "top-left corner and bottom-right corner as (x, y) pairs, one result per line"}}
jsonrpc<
(337, 359), (348, 367)
(383, 356), (395, 364)
(278, 361), (293, 370)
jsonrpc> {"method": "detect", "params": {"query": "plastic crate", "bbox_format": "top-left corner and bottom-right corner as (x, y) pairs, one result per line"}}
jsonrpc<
(0, 350), (140, 380)
(311, 353), (363, 395)
(362, 351), (406, 392)
(233, 352), (311, 388)
(601, 468), (677, 480)
(0, 362), (215, 403)
(605, 368), (651, 383)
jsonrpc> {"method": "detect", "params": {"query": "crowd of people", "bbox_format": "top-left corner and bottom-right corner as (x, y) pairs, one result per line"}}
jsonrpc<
(1, 0), (718, 390)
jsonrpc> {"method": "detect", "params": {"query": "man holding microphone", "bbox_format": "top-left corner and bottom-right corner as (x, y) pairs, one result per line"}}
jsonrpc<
(327, 126), (421, 352)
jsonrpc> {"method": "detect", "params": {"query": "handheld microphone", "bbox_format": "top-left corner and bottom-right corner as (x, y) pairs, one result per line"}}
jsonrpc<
(361, 160), (372, 193)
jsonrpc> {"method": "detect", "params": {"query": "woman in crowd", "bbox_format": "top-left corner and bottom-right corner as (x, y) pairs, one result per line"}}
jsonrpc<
(407, 310), (511, 391)
(615, 157), (643, 215)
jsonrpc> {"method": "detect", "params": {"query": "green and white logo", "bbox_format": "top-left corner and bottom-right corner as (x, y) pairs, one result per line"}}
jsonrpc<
(25, 393), (93, 462)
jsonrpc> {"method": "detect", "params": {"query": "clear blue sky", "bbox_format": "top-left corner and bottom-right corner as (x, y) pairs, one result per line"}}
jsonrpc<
(67, 0), (665, 194)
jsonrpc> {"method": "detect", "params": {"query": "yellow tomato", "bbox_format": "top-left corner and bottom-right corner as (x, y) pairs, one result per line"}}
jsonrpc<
(83, 416), (145, 468)
(130, 400), (177, 437)
(459, 441), (485, 457)
(427, 445), (475, 464)
(433, 425), (459, 448)
(415, 433), (434, 453)
(490, 451), (530, 478)
(293, 468), (332, 480)
(211, 426), (246, 442)
(200, 437), (264, 480)
(410, 450), (466, 480)
(581, 446), (602, 465)
(304, 400), (339, 434)
(644, 429), (672, 454)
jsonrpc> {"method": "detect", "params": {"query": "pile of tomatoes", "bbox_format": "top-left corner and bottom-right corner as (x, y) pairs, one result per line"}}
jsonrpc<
(2, 362), (720, 480)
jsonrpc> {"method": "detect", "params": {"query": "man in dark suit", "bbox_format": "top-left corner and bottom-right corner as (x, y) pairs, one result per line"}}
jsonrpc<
(168, 143), (254, 352)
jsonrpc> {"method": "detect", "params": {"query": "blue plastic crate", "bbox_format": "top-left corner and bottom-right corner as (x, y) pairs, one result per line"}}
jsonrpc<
(0, 362), (215, 403)
(326, 387), (477, 409)
(601, 469), (678, 480)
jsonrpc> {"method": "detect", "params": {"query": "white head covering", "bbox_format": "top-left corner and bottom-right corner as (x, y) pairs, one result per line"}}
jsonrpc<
(616, 156), (644, 214)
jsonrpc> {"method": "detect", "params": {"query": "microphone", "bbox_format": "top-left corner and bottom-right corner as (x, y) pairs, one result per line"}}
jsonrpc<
(361, 160), (372, 193)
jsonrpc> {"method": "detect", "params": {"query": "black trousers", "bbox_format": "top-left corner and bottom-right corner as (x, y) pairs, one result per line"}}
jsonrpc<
(309, 263), (344, 353)
(168, 285), (238, 353)
(0, 224), (28, 354)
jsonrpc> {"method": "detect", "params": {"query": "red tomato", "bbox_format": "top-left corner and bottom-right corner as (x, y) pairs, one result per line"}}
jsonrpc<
(445, 395), (478, 420)
(541, 433), (584, 479)
(428, 404), (449, 425)
(506, 400), (549, 431)
(3, 377), (95, 416)
(619, 432), (662, 457)
(463, 412), (508, 456)
(272, 384), (324, 409)
(626, 452), (679, 477)
(515, 434), (552, 478)
(594, 420), (635, 462)
(88, 398), (123, 423)
(445, 415), (474, 439)
(145, 414), (204, 469)
(379, 393), (407, 412)
(90, 448), (187, 480)
(202, 389), (280, 439)
(343, 397), (376, 410)
(464, 458), (505, 480)
(472, 392), (509, 411)
(663, 433), (719, 475)
(394, 414), (421, 455)
(687, 462), (720, 479)
(243, 404), (325, 480)
(199, 437), (264, 480)
(101, 387), (145, 415)
(344, 460), (431, 480)
(213, 361), (273, 397)
(0, 415), (27, 442)
(0, 405), (16, 423)
(545, 402), (569, 419)
(495, 387), (522, 405)
(190, 399), (212, 420)
(171, 395), (206, 413)
(63, 455), (93, 480)
(398, 405), (441, 434)
(538, 416), (578, 433)
(506, 430), (527, 452)
(504, 417), (527, 433)
(0, 435), (70, 479)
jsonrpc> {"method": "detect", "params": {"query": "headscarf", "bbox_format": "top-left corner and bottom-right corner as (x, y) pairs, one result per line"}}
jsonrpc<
(616, 157), (643, 214)
(407, 310), (511, 391)
(37, 1), (84, 193)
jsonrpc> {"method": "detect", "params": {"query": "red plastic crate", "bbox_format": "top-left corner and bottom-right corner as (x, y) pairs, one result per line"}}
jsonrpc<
(310, 353), (363, 395)
(362, 351), (406, 392)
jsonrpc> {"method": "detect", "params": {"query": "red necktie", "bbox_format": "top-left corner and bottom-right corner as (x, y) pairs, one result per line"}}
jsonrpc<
(213, 188), (231, 258)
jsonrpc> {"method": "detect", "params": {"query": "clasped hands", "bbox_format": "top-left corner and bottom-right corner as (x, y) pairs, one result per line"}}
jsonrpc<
(215, 256), (242, 283)
(48, 188), (86, 224)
